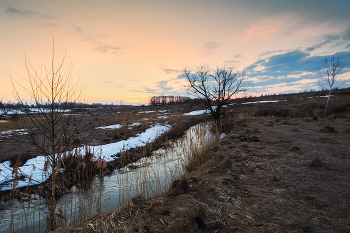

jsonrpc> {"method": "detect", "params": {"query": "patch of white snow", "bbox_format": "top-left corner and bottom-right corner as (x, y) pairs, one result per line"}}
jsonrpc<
(0, 124), (171, 191)
(96, 124), (123, 130)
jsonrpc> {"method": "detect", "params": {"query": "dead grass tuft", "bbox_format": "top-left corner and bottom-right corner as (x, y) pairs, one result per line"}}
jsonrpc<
(307, 157), (326, 168)
(320, 126), (337, 133)
(289, 146), (301, 153)
(185, 142), (216, 173)
(59, 148), (106, 190)
(313, 137), (337, 144)
(168, 176), (190, 196)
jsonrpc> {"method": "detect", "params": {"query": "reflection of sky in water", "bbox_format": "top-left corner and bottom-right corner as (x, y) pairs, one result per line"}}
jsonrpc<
(0, 123), (215, 232)
(0, 124), (170, 191)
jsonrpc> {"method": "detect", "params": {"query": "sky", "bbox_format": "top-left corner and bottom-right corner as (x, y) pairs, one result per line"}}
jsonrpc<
(1, 0), (350, 105)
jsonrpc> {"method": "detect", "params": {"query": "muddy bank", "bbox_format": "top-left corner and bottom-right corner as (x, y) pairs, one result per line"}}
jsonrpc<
(54, 116), (350, 232)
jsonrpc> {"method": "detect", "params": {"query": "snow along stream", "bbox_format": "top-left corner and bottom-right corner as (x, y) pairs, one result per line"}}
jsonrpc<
(0, 124), (171, 191)
(0, 123), (215, 232)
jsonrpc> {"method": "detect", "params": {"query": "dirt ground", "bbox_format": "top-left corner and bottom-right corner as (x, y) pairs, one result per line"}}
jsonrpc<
(54, 90), (350, 233)
(2, 89), (350, 232)
(0, 103), (206, 199)
(0, 103), (199, 165)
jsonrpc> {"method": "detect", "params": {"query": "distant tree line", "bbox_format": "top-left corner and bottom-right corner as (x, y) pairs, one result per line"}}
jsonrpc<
(0, 100), (130, 115)
(149, 95), (198, 106)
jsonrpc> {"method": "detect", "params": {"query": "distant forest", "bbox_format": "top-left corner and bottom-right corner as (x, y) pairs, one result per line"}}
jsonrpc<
(0, 100), (131, 111)
(148, 96), (198, 106)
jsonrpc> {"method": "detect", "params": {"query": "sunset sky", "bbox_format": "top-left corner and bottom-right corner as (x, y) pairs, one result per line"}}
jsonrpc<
(1, 0), (350, 104)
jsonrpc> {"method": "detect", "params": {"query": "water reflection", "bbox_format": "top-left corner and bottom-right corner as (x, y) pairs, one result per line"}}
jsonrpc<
(0, 123), (215, 232)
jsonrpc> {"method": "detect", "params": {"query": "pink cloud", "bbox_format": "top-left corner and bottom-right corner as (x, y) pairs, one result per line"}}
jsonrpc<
(242, 15), (293, 42)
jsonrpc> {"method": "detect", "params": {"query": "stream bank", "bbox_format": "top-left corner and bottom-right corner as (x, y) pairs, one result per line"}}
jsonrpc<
(54, 116), (350, 233)
(0, 122), (215, 232)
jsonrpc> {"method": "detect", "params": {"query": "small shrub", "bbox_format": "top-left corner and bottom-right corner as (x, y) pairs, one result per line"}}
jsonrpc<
(320, 126), (337, 133)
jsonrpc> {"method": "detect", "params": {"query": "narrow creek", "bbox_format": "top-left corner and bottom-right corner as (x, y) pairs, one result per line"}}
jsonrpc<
(0, 123), (216, 232)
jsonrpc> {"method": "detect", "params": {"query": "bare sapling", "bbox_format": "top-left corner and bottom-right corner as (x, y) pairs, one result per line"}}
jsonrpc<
(318, 55), (347, 114)
(10, 40), (84, 231)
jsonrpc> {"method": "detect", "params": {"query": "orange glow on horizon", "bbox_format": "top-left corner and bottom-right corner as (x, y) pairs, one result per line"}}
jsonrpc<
(1, 1), (349, 104)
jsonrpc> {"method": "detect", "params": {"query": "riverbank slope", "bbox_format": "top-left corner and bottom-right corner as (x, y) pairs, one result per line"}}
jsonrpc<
(54, 112), (350, 232)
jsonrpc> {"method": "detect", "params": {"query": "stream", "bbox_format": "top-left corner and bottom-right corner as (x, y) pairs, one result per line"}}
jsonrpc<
(0, 123), (216, 232)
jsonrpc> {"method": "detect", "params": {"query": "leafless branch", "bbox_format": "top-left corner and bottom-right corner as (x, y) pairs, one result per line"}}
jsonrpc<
(183, 65), (246, 123)
(318, 55), (347, 114)
(9, 39), (84, 230)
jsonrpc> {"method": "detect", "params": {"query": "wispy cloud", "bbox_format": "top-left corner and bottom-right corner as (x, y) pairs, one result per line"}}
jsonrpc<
(5, 7), (55, 19)
(135, 80), (182, 96)
(41, 23), (58, 27)
(330, 41), (344, 48)
(176, 74), (185, 80)
(305, 27), (350, 52)
(157, 81), (173, 92)
(144, 88), (158, 94)
(250, 80), (319, 95)
(242, 14), (293, 42)
(306, 34), (340, 52)
(246, 50), (350, 91)
(95, 44), (120, 53)
(258, 49), (286, 58)
(104, 81), (112, 83)
(74, 26), (121, 54)
(204, 41), (219, 50)
(128, 89), (144, 93)
(343, 27), (350, 40)
(160, 68), (180, 74)
(222, 60), (240, 66)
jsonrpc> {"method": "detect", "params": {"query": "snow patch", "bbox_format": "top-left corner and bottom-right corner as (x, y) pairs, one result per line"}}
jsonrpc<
(129, 122), (141, 127)
(0, 129), (28, 141)
(0, 124), (171, 191)
(184, 109), (210, 116)
(96, 124), (122, 130)
(242, 100), (287, 104)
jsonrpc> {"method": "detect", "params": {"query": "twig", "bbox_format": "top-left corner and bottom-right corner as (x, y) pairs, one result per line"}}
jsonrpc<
(160, 218), (166, 226)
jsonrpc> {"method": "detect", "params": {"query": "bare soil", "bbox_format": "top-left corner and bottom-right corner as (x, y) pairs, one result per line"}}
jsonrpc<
(53, 89), (350, 233)
(0, 103), (200, 165)
(0, 103), (207, 199)
(1, 88), (350, 232)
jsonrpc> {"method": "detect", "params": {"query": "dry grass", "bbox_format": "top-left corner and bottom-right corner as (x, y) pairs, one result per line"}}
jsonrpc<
(55, 114), (350, 233)
(0, 149), (107, 232)
(185, 125), (220, 173)
(5, 88), (350, 232)
(0, 105), (212, 232)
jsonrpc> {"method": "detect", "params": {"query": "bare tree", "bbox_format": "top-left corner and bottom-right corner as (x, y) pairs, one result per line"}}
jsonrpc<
(318, 55), (347, 114)
(10, 42), (83, 231)
(183, 65), (246, 123)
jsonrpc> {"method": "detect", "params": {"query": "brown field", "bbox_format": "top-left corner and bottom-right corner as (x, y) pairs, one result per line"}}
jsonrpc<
(0, 102), (208, 200)
(51, 88), (350, 232)
(0, 103), (202, 165)
(1, 88), (350, 232)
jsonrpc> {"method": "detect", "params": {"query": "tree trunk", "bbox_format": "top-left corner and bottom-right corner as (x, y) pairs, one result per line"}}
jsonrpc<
(325, 90), (332, 115)
(48, 164), (56, 231)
